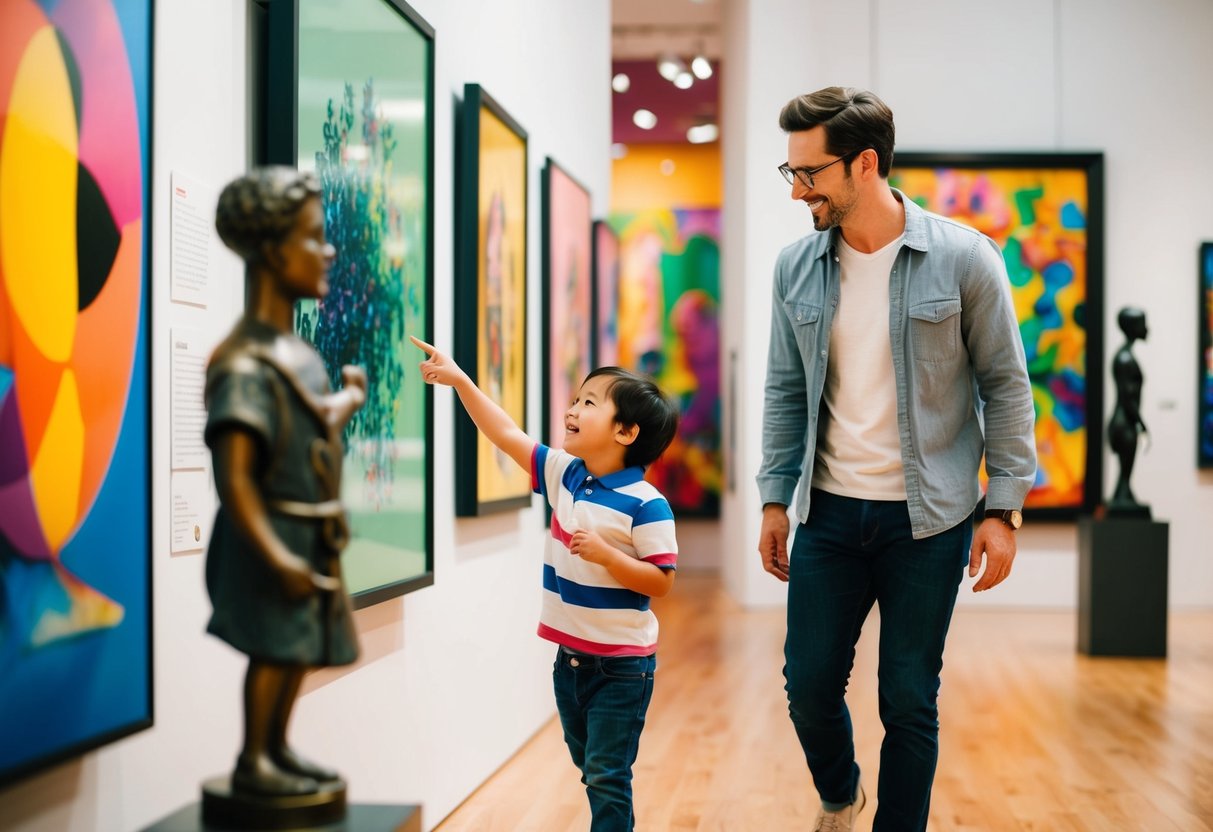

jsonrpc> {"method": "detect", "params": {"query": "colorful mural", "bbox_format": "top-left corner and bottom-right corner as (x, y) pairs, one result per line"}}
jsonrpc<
(891, 159), (1098, 512)
(0, 0), (152, 784)
(610, 209), (722, 516)
(593, 221), (620, 367)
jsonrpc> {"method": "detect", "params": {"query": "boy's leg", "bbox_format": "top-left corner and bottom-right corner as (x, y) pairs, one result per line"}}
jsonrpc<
(783, 490), (876, 809)
(579, 653), (656, 832)
(554, 647), (589, 773)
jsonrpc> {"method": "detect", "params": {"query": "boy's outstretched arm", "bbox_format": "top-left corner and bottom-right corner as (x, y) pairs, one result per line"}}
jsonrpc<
(410, 335), (533, 473)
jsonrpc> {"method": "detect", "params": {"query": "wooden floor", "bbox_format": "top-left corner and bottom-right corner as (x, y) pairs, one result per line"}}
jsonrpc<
(436, 574), (1213, 831)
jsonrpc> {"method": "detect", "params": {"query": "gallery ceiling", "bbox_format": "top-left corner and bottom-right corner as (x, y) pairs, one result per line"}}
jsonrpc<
(611, 0), (721, 146)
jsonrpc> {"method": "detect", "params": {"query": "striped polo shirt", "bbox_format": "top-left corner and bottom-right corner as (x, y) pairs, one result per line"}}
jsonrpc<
(532, 443), (678, 657)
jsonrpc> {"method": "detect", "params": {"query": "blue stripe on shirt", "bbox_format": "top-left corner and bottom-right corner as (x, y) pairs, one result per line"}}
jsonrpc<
(543, 564), (651, 611)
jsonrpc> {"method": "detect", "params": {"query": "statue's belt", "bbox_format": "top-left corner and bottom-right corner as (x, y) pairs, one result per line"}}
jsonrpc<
(268, 499), (345, 519)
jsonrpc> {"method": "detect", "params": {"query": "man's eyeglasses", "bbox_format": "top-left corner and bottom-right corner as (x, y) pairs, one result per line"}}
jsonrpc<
(778, 149), (865, 189)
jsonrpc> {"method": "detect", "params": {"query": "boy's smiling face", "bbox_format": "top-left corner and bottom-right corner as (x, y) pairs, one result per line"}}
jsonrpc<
(563, 374), (635, 466)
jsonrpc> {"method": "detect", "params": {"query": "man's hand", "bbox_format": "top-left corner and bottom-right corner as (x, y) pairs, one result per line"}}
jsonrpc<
(759, 503), (791, 582)
(969, 518), (1017, 591)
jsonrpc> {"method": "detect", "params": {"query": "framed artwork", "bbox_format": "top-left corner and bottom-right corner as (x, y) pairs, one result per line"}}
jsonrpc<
(890, 152), (1104, 518)
(542, 159), (593, 450)
(592, 220), (620, 368)
(610, 209), (722, 516)
(266, 0), (434, 604)
(0, 0), (153, 785)
(1200, 243), (1213, 468)
(454, 84), (530, 515)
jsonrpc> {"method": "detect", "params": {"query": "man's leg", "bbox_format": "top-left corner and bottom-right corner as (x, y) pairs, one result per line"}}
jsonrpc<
(871, 506), (971, 831)
(784, 489), (876, 808)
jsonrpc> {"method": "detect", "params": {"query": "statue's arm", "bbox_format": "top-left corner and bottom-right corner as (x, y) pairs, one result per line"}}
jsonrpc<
(324, 365), (368, 430)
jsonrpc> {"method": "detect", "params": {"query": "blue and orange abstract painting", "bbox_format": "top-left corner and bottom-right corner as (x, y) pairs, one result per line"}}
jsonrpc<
(0, 0), (152, 784)
(892, 156), (1101, 513)
(610, 209), (721, 517)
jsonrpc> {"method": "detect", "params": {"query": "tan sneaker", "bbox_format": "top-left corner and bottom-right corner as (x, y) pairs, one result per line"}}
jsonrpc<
(812, 781), (866, 831)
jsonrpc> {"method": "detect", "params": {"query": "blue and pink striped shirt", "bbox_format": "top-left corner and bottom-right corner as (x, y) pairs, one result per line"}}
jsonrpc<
(532, 443), (678, 657)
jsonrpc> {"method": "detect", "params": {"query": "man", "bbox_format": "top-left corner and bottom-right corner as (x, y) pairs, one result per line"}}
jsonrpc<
(756, 87), (1036, 831)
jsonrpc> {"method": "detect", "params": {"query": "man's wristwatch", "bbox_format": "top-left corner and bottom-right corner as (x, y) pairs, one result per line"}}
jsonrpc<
(984, 508), (1023, 531)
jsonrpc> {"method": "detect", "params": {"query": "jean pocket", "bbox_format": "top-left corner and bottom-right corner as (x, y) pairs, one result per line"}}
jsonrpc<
(909, 297), (961, 364)
(599, 655), (654, 680)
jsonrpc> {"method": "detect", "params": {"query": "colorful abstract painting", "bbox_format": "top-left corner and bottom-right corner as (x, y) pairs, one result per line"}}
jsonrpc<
(268, 0), (434, 603)
(891, 153), (1104, 516)
(542, 160), (592, 450)
(0, 0), (152, 785)
(1200, 243), (1213, 468)
(593, 220), (620, 368)
(609, 209), (722, 517)
(455, 84), (529, 515)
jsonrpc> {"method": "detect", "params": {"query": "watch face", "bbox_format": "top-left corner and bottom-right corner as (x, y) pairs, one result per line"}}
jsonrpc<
(1008, 510), (1023, 529)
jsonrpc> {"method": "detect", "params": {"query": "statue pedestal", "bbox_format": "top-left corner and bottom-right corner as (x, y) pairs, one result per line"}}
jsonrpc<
(144, 794), (420, 832)
(1077, 515), (1168, 657)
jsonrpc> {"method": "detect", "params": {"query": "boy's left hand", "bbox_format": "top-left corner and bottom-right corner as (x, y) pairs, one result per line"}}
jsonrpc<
(569, 530), (615, 566)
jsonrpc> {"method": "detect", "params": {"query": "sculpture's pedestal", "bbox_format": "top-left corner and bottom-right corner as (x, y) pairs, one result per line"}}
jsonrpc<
(1077, 515), (1168, 657)
(145, 787), (420, 832)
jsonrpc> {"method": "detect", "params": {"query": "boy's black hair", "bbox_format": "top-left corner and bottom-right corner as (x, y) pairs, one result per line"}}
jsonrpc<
(584, 367), (679, 469)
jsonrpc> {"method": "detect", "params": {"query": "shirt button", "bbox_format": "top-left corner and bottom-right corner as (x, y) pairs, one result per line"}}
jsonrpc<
(796, 313), (803, 321)
(585, 488), (593, 495)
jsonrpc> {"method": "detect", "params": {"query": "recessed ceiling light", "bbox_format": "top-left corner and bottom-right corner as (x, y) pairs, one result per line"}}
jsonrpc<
(612, 73), (631, 94)
(611, 143), (628, 159)
(657, 54), (685, 82)
(687, 124), (719, 144)
(674, 71), (693, 90)
(691, 56), (713, 80)
(633, 109), (657, 130)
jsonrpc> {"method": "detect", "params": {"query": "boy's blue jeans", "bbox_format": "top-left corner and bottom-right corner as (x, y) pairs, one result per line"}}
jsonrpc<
(553, 647), (656, 832)
(784, 489), (971, 832)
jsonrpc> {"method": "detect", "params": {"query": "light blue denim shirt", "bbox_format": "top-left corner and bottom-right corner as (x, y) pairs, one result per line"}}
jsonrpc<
(757, 189), (1037, 539)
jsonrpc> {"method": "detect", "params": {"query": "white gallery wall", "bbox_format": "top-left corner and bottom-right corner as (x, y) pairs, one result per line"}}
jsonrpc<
(722, 0), (1213, 609)
(1, 1), (610, 830)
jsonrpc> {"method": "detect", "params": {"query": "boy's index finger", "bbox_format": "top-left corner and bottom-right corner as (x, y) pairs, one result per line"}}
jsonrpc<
(408, 335), (436, 356)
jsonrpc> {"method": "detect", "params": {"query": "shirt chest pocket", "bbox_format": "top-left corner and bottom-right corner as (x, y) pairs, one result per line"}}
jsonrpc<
(783, 302), (822, 347)
(908, 297), (962, 364)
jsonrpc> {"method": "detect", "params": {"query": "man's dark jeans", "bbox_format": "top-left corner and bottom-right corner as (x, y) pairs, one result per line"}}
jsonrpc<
(784, 488), (972, 831)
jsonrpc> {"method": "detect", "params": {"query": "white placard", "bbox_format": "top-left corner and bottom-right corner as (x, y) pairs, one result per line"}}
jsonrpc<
(171, 469), (212, 555)
(171, 327), (209, 470)
(171, 170), (216, 308)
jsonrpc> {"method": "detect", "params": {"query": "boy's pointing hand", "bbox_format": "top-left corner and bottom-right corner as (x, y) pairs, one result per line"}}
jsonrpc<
(410, 335), (468, 387)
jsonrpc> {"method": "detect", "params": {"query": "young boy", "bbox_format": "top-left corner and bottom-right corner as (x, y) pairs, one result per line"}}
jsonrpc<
(410, 335), (679, 831)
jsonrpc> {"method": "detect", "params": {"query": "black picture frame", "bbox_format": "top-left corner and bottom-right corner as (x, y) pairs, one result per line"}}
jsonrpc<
(0, 0), (154, 787)
(1200, 243), (1213, 468)
(890, 152), (1105, 520)
(264, 0), (436, 603)
(454, 84), (531, 516)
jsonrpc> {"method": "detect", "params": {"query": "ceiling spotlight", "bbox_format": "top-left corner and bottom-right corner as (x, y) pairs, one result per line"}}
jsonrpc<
(657, 54), (686, 82)
(674, 71), (693, 90)
(687, 124), (719, 144)
(691, 55), (713, 80)
(611, 73), (631, 94)
(632, 109), (657, 130)
(611, 143), (628, 159)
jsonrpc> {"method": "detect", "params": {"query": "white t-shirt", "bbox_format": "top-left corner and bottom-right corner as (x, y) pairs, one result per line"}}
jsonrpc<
(812, 233), (908, 500)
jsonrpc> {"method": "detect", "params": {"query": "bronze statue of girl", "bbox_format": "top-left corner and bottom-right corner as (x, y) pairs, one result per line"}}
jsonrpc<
(207, 167), (365, 797)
